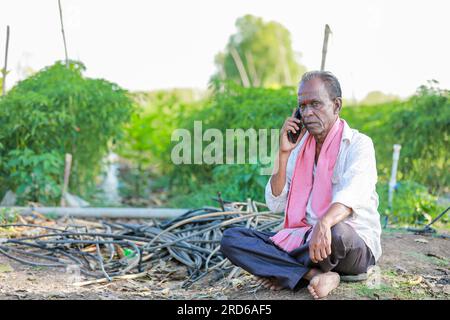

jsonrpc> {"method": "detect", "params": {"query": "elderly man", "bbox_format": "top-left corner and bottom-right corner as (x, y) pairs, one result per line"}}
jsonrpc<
(220, 71), (382, 299)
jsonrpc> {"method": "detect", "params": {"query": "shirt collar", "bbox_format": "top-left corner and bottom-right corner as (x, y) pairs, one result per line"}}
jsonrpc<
(341, 119), (354, 143)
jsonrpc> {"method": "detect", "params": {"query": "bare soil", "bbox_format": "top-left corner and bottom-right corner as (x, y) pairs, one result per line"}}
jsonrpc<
(0, 230), (448, 300)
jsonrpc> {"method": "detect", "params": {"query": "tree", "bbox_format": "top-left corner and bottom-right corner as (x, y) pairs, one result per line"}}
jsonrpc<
(211, 15), (306, 88)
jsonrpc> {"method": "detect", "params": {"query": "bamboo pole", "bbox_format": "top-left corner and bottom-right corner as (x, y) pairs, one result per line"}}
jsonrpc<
(2, 25), (10, 96)
(320, 24), (332, 71)
(60, 153), (73, 207)
(229, 46), (251, 88)
(58, 0), (69, 67)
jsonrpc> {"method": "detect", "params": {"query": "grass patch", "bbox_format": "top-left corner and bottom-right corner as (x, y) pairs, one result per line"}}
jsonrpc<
(405, 251), (449, 268)
(347, 269), (436, 299)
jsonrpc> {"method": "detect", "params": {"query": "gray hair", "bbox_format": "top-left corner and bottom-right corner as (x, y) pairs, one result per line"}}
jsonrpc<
(299, 71), (342, 100)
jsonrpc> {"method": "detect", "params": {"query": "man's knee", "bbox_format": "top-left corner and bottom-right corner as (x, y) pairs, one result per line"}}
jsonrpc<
(330, 222), (353, 251)
(220, 227), (245, 254)
(329, 223), (372, 275)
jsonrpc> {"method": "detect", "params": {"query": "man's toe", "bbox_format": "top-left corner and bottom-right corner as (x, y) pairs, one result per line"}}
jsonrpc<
(272, 284), (282, 291)
(308, 285), (317, 298)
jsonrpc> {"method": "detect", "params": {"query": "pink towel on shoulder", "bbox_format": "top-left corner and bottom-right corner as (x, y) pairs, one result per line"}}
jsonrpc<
(269, 117), (345, 252)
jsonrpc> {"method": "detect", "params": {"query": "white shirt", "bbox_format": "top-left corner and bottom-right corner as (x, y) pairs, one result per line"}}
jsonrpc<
(305, 163), (317, 225)
(265, 120), (382, 262)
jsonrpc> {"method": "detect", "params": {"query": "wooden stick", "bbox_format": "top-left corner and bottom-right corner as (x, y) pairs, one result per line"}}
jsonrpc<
(2, 25), (10, 96)
(69, 218), (104, 228)
(58, 0), (69, 67)
(245, 198), (253, 228)
(253, 201), (268, 208)
(227, 266), (242, 280)
(60, 153), (72, 207)
(320, 24), (332, 71)
(72, 271), (149, 287)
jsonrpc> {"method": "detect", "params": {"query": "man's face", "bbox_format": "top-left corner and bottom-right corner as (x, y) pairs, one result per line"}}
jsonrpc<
(297, 78), (341, 138)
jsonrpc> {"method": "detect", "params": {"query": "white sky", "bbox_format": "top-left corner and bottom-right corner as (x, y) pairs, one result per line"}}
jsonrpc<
(1, 0), (449, 100)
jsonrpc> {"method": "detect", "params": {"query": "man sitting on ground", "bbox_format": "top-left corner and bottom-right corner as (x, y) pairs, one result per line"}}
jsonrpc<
(220, 71), (382, 299)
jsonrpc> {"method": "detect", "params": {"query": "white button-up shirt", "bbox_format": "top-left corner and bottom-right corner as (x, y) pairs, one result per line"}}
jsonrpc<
(265, 120), (382, 262)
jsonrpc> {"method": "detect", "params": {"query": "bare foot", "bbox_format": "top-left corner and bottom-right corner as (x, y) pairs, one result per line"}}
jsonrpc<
(254, 276), (283, 291)
(307, 272), (340, 299)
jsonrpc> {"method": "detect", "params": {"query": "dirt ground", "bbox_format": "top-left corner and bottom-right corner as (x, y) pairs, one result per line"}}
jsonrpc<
(0, 229), (448, 300)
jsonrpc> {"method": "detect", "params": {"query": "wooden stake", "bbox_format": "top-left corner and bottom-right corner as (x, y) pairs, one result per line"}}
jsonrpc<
(320, 24), (332, 71)
(58, 0), (69, 67)
(60, 153), (73, 207)
(2, 25), (10, 96)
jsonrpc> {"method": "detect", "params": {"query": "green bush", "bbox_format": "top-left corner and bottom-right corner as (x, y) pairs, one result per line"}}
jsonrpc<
(343, 82), (449, 193)
(392, 83), (449, 192)
(0, 61), (134, 204)
(119, 89), (206, 172)
(5, 149), (63, 204)
(341, 102), (400, 179)
(169, 163), (269, 208)
(377, 180), (445, 225)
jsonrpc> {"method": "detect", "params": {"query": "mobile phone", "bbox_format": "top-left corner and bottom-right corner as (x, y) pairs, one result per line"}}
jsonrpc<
(287, 108), (304, 144)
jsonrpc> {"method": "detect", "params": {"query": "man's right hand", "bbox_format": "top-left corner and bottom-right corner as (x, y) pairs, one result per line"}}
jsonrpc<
(270, 108), (307, 196)
(279, 108), (307, 154)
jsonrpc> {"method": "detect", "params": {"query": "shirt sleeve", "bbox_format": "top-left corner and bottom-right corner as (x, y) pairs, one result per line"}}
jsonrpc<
(265, 176), (289, 213)
(264, 135), (305, 213)
(331, 135), (378, 214)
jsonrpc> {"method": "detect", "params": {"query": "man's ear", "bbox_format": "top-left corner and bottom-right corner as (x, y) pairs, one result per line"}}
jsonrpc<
(333, 97), (342, 114)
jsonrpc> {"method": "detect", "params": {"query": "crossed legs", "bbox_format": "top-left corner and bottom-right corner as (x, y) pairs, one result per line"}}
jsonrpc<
(220, 222), (375, 299)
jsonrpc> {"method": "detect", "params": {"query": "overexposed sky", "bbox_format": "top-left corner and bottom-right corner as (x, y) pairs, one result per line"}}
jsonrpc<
(1, 0), (449, 100)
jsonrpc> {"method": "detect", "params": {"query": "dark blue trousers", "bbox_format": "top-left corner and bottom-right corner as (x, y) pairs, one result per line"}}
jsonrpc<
(220, 222), (375, 290)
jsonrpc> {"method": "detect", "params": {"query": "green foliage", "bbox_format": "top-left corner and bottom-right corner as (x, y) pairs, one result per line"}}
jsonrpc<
(341, 102), (400, 179)
(343, 81), (449, 193)
(377, 181), (444, 225)
(119, 89), (206, 171)
(116, 89), (208, 204)
(392, 82), (449, 192)
(0, 61), (134, 204)
(169, 163), (270, 208)
(211, 15), (306, 88)
(5, 149), (63, 204)
(118, 166), (152, 204)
